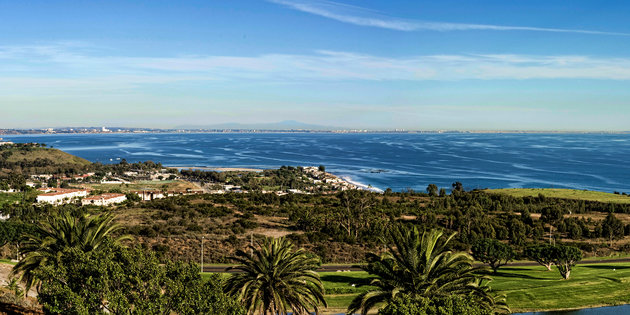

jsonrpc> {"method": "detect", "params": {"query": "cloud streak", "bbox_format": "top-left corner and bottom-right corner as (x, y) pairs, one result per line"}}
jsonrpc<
(268, 0), (630, 36)
(3, 44), (630, 92)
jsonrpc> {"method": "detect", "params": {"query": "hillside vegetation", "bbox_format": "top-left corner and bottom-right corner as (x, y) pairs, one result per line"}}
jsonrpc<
(0, 143), (91, 176)
(487, 188), (630, 204)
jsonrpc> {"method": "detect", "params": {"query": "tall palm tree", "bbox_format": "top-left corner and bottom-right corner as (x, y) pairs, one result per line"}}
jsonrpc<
(225, 236), (327, 315)
(12, 211), (128, 291)
(348, 225), (506, 314)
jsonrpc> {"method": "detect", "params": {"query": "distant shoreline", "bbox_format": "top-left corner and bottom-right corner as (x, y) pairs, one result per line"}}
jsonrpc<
(2, 129), (629, 136)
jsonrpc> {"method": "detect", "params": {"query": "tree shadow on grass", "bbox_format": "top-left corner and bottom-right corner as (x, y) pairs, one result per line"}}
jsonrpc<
(490, 270), (548, 280)
(321, 274), (372, 286)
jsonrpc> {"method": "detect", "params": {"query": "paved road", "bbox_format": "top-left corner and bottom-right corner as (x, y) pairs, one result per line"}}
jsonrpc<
(203, 257), (630, 273)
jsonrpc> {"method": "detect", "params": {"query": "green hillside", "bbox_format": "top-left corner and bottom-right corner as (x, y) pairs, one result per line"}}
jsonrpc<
(0, 144), (92, 176)
(486, 188), (630, 204)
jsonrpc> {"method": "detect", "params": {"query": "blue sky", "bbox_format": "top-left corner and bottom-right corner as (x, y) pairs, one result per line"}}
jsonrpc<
(1, 0), (629, 130)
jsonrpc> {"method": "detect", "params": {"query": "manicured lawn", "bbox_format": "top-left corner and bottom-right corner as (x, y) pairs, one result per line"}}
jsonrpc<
(318, 263), (630, 313)
(491, 263), (630, 311)
(486, 188), (630, 204)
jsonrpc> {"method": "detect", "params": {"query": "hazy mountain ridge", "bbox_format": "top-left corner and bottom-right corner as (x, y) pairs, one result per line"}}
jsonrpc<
(176, 120), (339, 130)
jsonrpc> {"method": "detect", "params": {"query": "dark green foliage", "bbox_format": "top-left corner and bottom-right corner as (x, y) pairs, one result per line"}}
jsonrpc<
(524, 244), (555, 271)
(378, 294), (493, 315)
(551, 244), (582, 280)
(508, 218), (527, 246)
(125, 192), (142, 202)
(12, 212), (128, 291)
(540, 206), (564, 226)
(37, 244), (243, 315)
(426, 184), (438, 197)
(451, 182), (464, 194)
(471, 238), (514, 273)
(600, 213), (624, 245)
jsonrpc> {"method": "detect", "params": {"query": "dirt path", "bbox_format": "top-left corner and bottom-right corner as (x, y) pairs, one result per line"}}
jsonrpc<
(0, 263), (37, 298)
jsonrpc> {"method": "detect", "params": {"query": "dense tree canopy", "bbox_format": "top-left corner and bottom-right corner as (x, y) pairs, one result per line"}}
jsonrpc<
(471, 238), (514, 273)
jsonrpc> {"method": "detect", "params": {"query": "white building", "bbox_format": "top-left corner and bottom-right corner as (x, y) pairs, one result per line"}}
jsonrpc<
(133, 190), (165, 201)
(0, 138), (13, 146)
(37, 189), (89, 205)
(82, 193), (127, 206)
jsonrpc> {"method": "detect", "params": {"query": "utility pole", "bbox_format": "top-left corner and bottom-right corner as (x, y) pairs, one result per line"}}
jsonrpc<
(250, 234), (254, 257)
(201, 236), (204, 274)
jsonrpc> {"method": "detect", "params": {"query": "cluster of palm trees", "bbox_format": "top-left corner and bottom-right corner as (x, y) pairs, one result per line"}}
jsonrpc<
(223, 225), (508, 315)
(12, 211), (507, 314)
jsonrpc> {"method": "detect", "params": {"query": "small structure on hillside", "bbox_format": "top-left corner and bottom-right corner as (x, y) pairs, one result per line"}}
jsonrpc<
(82, 193), (127, 206)
(133, 190), (165, 201)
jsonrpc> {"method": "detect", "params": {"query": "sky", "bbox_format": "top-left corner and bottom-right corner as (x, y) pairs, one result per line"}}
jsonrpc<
(1, 0), (629, 130)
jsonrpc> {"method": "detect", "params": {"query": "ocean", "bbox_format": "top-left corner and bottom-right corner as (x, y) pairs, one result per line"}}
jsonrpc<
(3, 133), (629, 193)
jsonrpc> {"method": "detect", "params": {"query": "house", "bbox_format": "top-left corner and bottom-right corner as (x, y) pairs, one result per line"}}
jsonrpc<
(36, 188), (89, 205)
(82, 193), (127, 206)
(132, 190), (165, 201)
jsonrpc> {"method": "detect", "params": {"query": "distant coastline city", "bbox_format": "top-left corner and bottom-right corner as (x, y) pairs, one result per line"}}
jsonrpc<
(1, 126), (628, 135)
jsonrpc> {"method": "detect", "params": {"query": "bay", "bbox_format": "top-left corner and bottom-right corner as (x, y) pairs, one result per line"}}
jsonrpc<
(3, 133), (629, 193)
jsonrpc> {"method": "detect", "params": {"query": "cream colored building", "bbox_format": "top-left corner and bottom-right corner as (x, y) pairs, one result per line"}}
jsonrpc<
(36, 189), (89, 205)
(82, 193), (127, 206)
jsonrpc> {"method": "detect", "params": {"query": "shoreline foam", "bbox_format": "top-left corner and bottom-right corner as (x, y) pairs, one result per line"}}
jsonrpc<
(339, 175), (384, 193)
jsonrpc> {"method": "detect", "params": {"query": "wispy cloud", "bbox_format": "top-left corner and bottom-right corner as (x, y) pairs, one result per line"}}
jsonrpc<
(268, 0), (630, 36)
(2, 43), (630, 91)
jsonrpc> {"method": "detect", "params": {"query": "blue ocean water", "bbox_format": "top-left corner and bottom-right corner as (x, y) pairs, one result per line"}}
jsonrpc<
(3, 133), (629, 193)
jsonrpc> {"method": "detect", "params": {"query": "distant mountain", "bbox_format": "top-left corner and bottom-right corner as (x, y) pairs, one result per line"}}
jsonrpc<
(176, 120), (339, 130)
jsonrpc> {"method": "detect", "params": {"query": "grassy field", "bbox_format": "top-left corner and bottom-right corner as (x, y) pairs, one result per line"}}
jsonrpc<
(486, 188), (630, 204)
(316, 263), (630, 313)
(80, 179), (199, 193)
(0, 192), (23, 208)
(0, 191), (38, 208)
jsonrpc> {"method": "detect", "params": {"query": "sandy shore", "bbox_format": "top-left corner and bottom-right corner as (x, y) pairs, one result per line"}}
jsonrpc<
(339, 175), (384, 193)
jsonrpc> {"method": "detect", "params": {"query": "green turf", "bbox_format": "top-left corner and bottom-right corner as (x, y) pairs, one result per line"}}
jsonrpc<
(0, 259), (17, 265)
(319, 263), (630, 312)
(486, 188), (630, 204)
(0, 191), (38, 207)
(201, 263), (630, 312)
(0, 192), (23, 207)
(491, 263), (630, 311)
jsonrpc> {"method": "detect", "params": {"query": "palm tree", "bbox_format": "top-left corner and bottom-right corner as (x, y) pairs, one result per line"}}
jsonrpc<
(225, 236), (327, 315)
(12, 212), (128, 291)
(348, 225), (507, 314)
